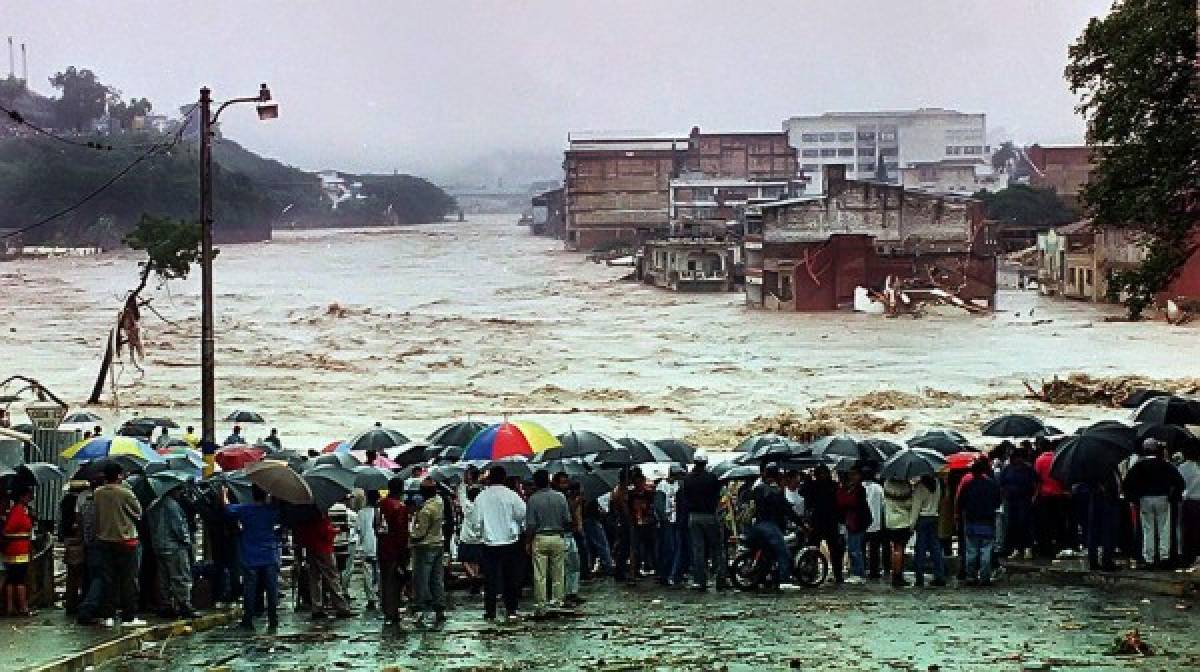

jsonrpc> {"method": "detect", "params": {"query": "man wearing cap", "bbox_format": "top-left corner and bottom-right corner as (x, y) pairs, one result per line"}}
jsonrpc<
(409, 477), (446, 627)
(681, 451), (727, 591)
(1123, 438), (1186, 569)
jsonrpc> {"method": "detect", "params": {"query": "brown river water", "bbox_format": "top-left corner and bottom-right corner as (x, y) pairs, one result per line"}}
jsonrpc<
(3, 214), (1198, 450)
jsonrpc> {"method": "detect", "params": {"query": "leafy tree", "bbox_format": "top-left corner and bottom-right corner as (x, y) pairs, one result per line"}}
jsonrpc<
(973, 184), (1079, 229)
(1065, 0), (1200, 318)
(88, 214), (203, 404)
(991, 141), (1018, 172)
(48, 66), (111, 131)
(108, 97), (153, 130)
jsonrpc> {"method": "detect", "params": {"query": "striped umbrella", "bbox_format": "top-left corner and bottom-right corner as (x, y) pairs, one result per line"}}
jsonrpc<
(62, 436), (161, 462)
(462, 421), (560, 461)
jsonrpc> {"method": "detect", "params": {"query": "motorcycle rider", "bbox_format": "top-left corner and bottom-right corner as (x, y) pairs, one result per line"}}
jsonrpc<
(748, 463), (803, 588)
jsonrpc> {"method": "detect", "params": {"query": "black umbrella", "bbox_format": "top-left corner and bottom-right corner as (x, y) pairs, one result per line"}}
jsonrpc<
(353, 466), (395, 490)
(1121, 389), (1171, 409)
(224, 410), (265, 423)
(719, 465), (762, 482)
(264, 451), (309, 472)
(211, 470), (255, 504)
(63, 411), (103, 424)
(542, 459), (590, 477)
(1050, 433), (1135, 486)
(907, 434), (969, 456)
(74, 455), (149, 481)
(1134, 423), (1196, 453)
(1036, 426), (1065, 439)
(860, 439), (904, 462)
(542, 430), (622, 460)
(613, 437), (668, 463)
(13, 462), (65, 486)
(312, 452), (361, 470)
(165, 453), (204, 474)
(747, 437), (811, 461)
(304, 466), (357, 510)
(387, 443), (429, 468)
(735, 433), (791, 454)
(879, 447), (947, 481)
(127, 417), (179, 430)
(428, 463), (467, 486)
(981, 414), (1046, 438)
(489, 459), (534, 482)
(1077, 420), (1139, 451)
(653, 438), (696, 464)
(1131, 396), (1200, 426)
(430, 445), (465, 464)
(346, 428), (410, 453)
(578, 469), (620, 501)
(129, 470), (194, 507)
(427, 420), (489, 448)
(809, 434), (862, 460)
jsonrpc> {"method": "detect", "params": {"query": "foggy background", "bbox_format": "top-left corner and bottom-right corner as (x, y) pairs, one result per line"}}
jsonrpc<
(5, 0), (1111, 184)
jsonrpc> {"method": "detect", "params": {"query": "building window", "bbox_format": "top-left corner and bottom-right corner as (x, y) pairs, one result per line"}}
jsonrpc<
(859, 163), (875, 173)
(946, 146), (962, 155)
(801, 149), (819, 158)
(879, 147), (898, 157)
(801, 163), (819, 172)
(884, 162), (898, 171)
(857, 131), (875, 141)
(879, 131), (896, 142)
(857, 147), (875, 157)
(837, 132), (854, 142)
(818, 132), (836, 142)
(1085, 269), (1094, 286)
(800, 133), (819, 142)
(820, 148), (838, 157)
(837, 148), (854, 157)
(963, 145), (982, 155)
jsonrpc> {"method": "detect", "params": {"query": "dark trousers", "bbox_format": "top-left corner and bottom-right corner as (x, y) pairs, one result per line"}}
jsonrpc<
(631, 525), (656, 576)
(688, 513), (726, 588)
(77, 543), (107, 621)
(1087, 494), (1119, 568)
(812, 526), (844, 581)
(865, 531), (884, 578)
(1005, 498), (1034, 553)
(101, 541), (138, 621)
(241, 563), (279, 625)
(613, 521), (632, 580)
(379, 557), (407, 620)
(583, 519), (613, 573)
(1035, 495), (1075, 556)
(480, 543), (522, 618)
(574, 531), (592, 579)
(656, 523), (676, 580)
(748, 521), (790, 583)
(669, 520), (691, 582)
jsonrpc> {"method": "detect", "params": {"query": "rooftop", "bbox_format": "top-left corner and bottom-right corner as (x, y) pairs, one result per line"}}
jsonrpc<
(787, 108), (983, 121)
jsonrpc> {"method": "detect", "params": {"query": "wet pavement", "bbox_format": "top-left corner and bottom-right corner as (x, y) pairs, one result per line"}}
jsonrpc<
(90, 577), (1200, 671)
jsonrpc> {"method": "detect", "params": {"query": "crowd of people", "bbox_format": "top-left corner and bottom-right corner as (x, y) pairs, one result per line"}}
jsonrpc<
(0, 430), (1197, 629)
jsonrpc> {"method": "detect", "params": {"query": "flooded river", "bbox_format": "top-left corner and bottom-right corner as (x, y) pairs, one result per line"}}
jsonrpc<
(3, 214), (1198, 448)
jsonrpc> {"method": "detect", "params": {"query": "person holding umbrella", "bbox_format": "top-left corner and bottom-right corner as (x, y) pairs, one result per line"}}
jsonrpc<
(882, 476), (918, 587)
(409, 478), (446, 628)
(223, 484), (281, 630)
(911, 474), (946, 587)
(1123, 438), (1186, 569)
(224, 425), (245, 446)
(998, 446), (1039, 560)
(147, 487), (197, 618)
(957, 458), (1003, 586)
(2, 486), (35, 617)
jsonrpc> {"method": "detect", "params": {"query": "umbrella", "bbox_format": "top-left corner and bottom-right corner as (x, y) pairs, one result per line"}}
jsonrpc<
(654, 438), (696, 464)
(614, 437), (670, 463)
(430, 445), (465, 464)
(908, 429), (970, 455)
(63, 411), (103, 425)
(322, 440), (349, 454)
(304, 466), (357, 509)
(5, 462), (65, 488)
(62, 436), (161, 462)
(1050, 433), (1135, 486)
(215, 445), (266, 472)
(74, 455), (150, 481)
(312, 452), (361, 470)
(734, 433), (791, 454)
(1121, 389), (1171, 409)
(224, 410), (265, 423)
(1134, 423), (1196, 453)
(859, 439), (904, 462)
(747, 437), (811, 461)
(1077, 420), (1139, 450)
(578, 469), (620, 501)
(981, 414), (1046, 438)
(351, 450), (399, 469)
(463, 421), (560, 461)
(488, 459), (533, 482)
(245, 460), (313, 505)
(353, 466), (395, 491)
(879, 447), (947, 480)
(129, 470), (194, 507)
(1036, 426), (1065, 438)
(719, 465), (762, 482)
(541, 430), (622, 460)
(1131, 396), (1200, 426)
(427, 420), (490, 448)
(164, 451), (204, 475)
(346, 428), (411, 453)
(428, 463), (469, 486)
(155, 439), (195, 455)
(541, 459), (590, 477)
(210, 470), (255, 504)
(382, 444), (427, 468)
(809, 435), (862, 460)
(264, 451), (309, 472)
(944, 451), (985, 472)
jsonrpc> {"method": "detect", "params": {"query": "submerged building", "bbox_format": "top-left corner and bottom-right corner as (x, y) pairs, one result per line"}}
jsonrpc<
(745, 165), (997, 311)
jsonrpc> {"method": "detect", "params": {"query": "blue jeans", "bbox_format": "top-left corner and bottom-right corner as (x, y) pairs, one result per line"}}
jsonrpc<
(77, 542), (107, 621)
(749, 521), (789, 583)
(846, 531), (866, 578)
(583, 519), (614, 573)
(670, 520), (691, 583)
(241, 563), (280, 625)
(913, 517), (945, 583)
(1086, 493), (1118, 567)
(656, 523), (677, 581)
(964, 527), (995, 582)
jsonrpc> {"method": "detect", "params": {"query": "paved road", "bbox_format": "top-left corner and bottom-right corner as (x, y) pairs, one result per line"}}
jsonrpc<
(95, 577), (1200, 671)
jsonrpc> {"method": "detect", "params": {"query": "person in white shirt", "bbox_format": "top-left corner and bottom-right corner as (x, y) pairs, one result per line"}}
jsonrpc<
(465, 465), (527, 620)
(862, 467), (885, 579)
(655, 468), (681, 585)
(356, 492), (379, 610)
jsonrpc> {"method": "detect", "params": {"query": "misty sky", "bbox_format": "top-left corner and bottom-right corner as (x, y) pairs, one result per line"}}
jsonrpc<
(6, 0), (1111, 179)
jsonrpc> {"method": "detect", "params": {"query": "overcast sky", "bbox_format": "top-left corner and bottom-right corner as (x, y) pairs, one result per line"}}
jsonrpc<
(6, 0), (1111, 179)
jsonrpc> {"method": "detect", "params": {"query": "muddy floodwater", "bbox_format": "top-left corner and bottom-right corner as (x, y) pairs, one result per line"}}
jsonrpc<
(3, 214), (1198, 447)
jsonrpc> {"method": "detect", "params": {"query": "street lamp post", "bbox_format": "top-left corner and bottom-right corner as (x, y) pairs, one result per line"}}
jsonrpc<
(198, 83), (277, 476)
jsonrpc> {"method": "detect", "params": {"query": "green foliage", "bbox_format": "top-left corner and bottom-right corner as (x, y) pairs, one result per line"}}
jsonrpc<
(48, 66), (111, 131)
(1065, 0), (1200, 317)
(122, 214), (202, 282)
(973, 185), (1079, 229)
(991, 141), (1018, 171)
(108, 97), (152, 130)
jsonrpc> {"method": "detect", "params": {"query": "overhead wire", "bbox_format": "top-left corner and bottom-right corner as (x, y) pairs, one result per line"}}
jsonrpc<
(0, 104), (200, 241)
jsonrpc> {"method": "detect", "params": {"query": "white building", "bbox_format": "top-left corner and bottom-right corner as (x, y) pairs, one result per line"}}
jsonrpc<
(784, 108), (988, 194)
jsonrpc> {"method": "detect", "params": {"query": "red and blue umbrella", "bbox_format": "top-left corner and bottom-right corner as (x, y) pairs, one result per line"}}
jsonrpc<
(462, 421), (560, 461)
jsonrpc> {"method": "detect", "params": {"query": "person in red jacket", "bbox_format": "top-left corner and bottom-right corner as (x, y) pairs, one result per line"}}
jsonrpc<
(3, 487), (35, 617)
(376, 477), (411, 624)
(295, 512), (355, 620)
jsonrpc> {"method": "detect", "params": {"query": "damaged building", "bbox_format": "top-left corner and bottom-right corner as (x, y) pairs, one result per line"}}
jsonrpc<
(745, 165), (997, 312)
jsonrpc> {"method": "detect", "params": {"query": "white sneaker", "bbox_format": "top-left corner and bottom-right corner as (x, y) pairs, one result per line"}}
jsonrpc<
(122, 618), (148, 627)
(845, 576), (866, 585)
(103, 618), (116, 627)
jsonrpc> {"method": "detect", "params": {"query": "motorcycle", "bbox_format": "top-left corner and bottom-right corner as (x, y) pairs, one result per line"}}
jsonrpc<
(729, 525), (829, 590)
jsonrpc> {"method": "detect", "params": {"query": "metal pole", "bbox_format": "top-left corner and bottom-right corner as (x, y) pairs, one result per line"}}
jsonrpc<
(199, 87), (216, 477)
